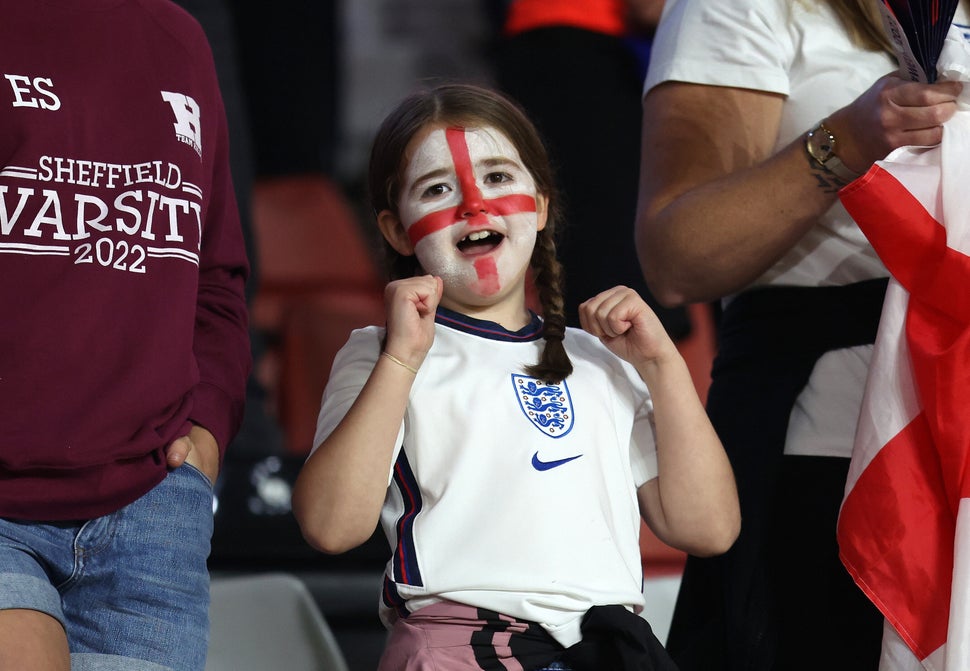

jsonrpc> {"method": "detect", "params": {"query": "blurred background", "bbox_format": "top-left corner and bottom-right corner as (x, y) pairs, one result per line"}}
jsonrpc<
(177, 1), (716, 668)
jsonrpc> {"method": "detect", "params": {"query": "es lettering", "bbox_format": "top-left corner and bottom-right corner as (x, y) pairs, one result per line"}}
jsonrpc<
(4, 74), (61, 110)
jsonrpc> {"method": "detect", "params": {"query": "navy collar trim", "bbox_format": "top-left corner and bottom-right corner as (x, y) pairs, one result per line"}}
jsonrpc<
(435, 306), (545, 342)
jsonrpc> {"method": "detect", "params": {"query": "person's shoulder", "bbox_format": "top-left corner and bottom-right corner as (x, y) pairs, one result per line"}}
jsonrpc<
(563, 326), (613, 360)
(135, 0), (209, 53)
(661, 0), (787, 29)
(138, 0), (199, 29)
(563, 325), (596, 346)
(563, 327), (651, 394)
(343, 325), (384, 349)
(646, 0), (795, 94)
(328, 325), (384, 378)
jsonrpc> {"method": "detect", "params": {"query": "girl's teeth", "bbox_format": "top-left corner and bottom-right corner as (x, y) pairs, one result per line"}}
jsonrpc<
(466, 231), (490, 242)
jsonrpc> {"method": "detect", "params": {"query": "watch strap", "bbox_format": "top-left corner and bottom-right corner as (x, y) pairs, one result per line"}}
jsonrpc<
(806, 122), (862, 183)
(821, 153), (861, 182)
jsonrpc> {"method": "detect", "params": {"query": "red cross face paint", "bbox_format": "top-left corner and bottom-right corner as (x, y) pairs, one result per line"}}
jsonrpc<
(396, 125), (543, 304)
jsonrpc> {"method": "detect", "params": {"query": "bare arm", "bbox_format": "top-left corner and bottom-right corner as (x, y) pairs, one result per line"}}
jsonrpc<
(580, 287), (740, 556)
(636, 76), (963, 306)
(292, 275), (443, 554)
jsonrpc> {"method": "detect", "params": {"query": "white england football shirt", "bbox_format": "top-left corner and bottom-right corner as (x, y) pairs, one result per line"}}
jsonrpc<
(314, 307), (659, 646)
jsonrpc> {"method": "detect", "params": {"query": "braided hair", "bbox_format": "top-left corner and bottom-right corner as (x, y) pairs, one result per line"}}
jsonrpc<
(367, 83), (573, 383)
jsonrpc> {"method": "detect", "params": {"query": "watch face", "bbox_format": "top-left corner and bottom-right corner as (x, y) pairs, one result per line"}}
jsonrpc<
(807, 126), (836, 162)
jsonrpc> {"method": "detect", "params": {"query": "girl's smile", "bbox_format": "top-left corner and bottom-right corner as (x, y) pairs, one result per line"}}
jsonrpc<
(456, 229), (504, 256)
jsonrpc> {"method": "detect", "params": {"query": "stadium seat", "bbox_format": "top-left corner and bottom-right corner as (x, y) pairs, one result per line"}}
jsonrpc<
(277, 293), (385, 454)
(248, 175), (385, 454)
(206, 572), (350, 671)
(250, 174), (383, 332)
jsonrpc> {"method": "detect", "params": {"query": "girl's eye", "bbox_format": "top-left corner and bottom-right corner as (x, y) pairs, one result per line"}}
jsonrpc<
(421, 183), (451, 198)
(484, 172), (513, 185)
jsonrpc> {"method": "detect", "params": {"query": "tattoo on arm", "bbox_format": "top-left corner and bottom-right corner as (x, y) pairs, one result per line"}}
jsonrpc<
(805, 154), (848, 193)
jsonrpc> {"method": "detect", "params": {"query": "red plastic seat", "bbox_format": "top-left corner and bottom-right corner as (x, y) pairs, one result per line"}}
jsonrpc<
(250, 174), (384, 334)
(277, 294), (384, 455)
(249, 175), (385, 454)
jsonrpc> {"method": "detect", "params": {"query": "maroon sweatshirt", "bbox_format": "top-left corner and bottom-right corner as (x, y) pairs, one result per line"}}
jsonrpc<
(0, 0), (251, 520)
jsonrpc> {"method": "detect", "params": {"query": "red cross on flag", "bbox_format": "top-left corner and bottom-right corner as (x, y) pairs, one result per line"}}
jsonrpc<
(837, 27), (970, 671)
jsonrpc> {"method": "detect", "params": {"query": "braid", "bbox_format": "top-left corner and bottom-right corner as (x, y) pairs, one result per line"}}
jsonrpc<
(524, 228), (573, 384)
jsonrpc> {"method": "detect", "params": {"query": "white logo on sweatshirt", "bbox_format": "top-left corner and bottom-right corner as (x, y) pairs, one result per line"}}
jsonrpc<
(161, 91), (201, 157)
(4, 74), (61, 111)
(0, 156), (203, 272)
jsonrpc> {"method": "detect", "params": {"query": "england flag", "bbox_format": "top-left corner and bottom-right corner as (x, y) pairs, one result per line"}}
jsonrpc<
(837, 33), (970, 671)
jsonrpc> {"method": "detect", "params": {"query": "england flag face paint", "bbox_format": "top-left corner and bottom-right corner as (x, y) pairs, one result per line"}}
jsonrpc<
(396, 125), (544, 304)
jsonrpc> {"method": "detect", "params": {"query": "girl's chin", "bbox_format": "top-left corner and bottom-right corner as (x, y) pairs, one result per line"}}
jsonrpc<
(441, 287), (503, 306)
(439, 282), (511, 306)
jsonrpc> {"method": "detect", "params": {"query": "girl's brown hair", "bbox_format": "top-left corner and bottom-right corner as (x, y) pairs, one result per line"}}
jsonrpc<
(367, 83), (573, 383)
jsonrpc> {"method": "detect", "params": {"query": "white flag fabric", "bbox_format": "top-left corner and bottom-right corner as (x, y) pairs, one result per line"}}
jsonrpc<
(837, 27), (970, 671)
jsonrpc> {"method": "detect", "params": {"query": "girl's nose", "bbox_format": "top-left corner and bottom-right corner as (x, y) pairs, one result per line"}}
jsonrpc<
(460, 190), (486, 219)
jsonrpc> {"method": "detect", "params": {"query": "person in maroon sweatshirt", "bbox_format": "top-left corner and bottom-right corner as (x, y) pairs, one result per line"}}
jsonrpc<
(0, 1), (251, 669)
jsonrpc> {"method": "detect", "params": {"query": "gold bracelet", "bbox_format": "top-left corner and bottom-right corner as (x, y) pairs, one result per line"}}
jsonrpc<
(381, 351), (419, 375)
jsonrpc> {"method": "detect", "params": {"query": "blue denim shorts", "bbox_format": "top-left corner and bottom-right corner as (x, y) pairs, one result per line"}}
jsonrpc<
(0, 464), (214, 671)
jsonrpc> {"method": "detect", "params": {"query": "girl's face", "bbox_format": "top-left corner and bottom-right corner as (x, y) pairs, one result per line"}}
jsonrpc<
(389, 124), (547, 311)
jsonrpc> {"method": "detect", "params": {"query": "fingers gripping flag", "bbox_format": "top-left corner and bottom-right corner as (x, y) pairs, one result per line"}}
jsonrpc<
(837, 27), (970, 671)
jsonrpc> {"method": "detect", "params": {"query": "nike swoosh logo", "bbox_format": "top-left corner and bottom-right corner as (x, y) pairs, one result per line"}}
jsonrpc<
(531, 452), (582, 471)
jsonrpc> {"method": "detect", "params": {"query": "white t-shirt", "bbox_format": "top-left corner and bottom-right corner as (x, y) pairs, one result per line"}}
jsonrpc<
(314, 308), (659, 647)
(647, 0), (970, 457)
(646, 0), (897, 289)
(645, 0), (894, 457)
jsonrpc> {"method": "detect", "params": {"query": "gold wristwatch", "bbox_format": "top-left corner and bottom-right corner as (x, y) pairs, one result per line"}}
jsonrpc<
(805, 121), (861, 182)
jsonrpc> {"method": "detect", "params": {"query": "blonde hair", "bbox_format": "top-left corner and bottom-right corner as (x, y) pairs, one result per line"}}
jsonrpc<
(819, 0), (893, 53)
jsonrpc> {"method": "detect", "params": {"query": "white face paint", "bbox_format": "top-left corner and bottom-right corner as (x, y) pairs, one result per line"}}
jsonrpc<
(396, 124), (545, 308)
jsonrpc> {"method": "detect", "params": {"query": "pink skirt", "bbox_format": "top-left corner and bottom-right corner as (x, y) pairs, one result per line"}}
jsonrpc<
(377, 601), (565, 671)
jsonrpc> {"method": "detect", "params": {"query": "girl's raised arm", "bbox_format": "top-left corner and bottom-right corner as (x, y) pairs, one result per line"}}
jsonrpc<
(292, 275), (441, 554)
(579, 286), (740, 557)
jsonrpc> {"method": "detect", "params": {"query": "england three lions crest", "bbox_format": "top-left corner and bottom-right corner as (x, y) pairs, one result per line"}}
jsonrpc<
(511, 374), (574, 438)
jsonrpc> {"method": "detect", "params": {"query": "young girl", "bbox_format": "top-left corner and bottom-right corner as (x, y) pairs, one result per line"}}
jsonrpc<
(292, 83), (740, 671)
